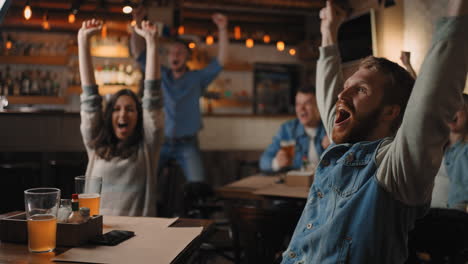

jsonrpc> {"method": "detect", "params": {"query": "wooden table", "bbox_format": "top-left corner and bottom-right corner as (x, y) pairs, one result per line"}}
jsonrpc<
(0, 212), (214, 264)
(216, 174), (310, 202)
(216, 175), (309, 264)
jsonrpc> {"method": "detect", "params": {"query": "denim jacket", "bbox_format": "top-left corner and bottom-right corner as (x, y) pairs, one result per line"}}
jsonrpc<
(259, 119), (326, 172)
(283, 15), (468, 264)
(281, 140), (427, 264)
(445, 140), (468, 208)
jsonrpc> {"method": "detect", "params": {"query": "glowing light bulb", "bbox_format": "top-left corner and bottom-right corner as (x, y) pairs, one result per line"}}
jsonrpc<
(206, 35), (214, 45)
(276, 41), (285, 51)
(123, 5), (132, 14)
(24, 5), (32, 20)
(178, 26), (185, 35)
(289, 48), (296, 56)
(263, 34), (270, 44)
(234, 26), (241, 40)
(5, 41), (12, 50)
(188, 42), (196, 49)
(68, 13), (76, 23)
(245, 38), (254, 48)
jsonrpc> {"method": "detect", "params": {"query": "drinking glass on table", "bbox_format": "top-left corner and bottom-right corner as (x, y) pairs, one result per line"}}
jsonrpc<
(280, 140), (295, 166)
(74, 176), (102, 216)
(24, 188), (60, 253)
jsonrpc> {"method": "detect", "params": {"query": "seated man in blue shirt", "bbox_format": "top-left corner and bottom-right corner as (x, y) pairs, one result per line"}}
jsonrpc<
(446, 93), (468, 209)
(260, 85), (328, 173)
(130, 9), (229, 183)
(281, 0), (468, 263)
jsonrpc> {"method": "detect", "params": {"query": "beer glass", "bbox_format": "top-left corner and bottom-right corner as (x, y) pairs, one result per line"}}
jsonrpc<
(280, 140), (295, 165)
(75, 176), (102, 216)
(24, 188), (60, 253)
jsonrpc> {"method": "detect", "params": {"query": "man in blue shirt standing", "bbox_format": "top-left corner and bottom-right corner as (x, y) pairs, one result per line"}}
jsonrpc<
(281, 0), (468, 263)
(131, 9), (229, 183)
(260, 86), (328, 173)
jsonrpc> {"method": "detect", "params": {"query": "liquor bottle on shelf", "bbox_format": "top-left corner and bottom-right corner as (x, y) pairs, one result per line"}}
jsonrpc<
(43, 71), (53, 96)
(20, 70), (31, 96)
(52, 72), (61, 96)
(0, 70), (4, 96)
(12, 71), (21, 96)
(3, 66), (13, 96)
(30, 70), (40, 95)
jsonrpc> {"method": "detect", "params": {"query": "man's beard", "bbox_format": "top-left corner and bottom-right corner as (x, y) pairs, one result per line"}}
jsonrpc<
(332, 106), (383, 144)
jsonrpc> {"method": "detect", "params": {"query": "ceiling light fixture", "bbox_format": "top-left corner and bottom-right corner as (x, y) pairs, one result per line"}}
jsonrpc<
(5, 36), (12, 50)
(122, 0), (132, 14)
(206, 34), (214, 46)
(23, 0), (32, 20)
(178, 25), (185, 35)
(276, 41), (285, 51)
(101, 23), (108, 38)
(245, 38), (254, 48)
(42, 11), (50, 30)
(234, 26), (241, 40)
(68, 7), (78, 24)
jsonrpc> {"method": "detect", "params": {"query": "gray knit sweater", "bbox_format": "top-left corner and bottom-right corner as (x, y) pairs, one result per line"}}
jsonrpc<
(80, 80), (163, 216)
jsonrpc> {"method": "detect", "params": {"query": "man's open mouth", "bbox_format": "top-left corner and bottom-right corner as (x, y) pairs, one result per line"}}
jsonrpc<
(335, 108), (351, 124)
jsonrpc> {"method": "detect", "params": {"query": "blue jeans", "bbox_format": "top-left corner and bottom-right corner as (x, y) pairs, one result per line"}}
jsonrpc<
(158, 137), (205, 182)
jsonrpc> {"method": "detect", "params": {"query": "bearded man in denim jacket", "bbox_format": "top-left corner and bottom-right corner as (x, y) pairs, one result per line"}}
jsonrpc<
(281, 0), (468, 263)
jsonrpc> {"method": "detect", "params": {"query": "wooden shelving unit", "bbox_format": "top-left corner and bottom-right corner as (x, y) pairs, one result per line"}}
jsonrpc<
(8, 96), (67, 105)
(67, 85), (139, 95)
(223, 62), (253, 72)
(0, 55), (69, 66)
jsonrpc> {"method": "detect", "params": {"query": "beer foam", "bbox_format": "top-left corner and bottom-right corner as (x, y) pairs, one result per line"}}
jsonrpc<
(29, 214), (56, 221)
(78, 193), (100, 199)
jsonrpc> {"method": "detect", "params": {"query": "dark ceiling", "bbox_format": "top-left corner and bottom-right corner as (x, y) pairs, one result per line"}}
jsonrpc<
(2, 1), (387, 45)
(2, 0), (327, 45)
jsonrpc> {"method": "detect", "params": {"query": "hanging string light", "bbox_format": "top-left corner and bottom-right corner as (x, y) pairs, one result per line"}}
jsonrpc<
(68, 12), (76, 23)
(23, 0), (32, 20)
(5, 36), (12, 50)
(263, 34), (270, 44)
(101, 23), (108, 38)
(245, 38), (254, 48)
(178, 25), (185, 35)
(289, 48), (296, 56)
(122, 0), (133, 14)
(276, 41), (285, 51)
(206, 34), (214, 46)
(42, 11), (50, 30)
(234, 26), (241, 40)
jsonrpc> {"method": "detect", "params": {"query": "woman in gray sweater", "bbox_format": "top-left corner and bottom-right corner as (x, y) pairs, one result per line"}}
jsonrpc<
(78, 19), (163, 216)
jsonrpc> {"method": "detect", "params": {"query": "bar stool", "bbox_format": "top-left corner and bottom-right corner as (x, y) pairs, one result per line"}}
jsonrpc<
(0, 161), (41, 213)
(157, 159), (186, 217)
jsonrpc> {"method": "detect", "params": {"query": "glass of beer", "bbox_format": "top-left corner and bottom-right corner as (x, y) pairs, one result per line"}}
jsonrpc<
(280, 140), (296, 165)
(24, 188), (60, 253)
(75, 176), (102, 216)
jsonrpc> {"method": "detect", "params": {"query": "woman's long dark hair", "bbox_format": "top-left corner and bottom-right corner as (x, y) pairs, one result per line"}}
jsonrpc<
(90, 89), (144, 161)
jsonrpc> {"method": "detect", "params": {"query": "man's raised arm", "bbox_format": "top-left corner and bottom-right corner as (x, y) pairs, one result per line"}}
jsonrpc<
(377, 0), (468, 205)
(316, 1), (347, 136)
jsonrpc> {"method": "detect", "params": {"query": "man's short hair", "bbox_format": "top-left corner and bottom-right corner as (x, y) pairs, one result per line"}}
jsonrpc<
(359, 56), (415, 133)
(172, 38), (191, 55)
(297, 85), (316, 95)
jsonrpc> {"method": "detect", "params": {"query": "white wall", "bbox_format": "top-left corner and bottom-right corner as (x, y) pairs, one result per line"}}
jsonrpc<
(199, 116), (292, 151)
